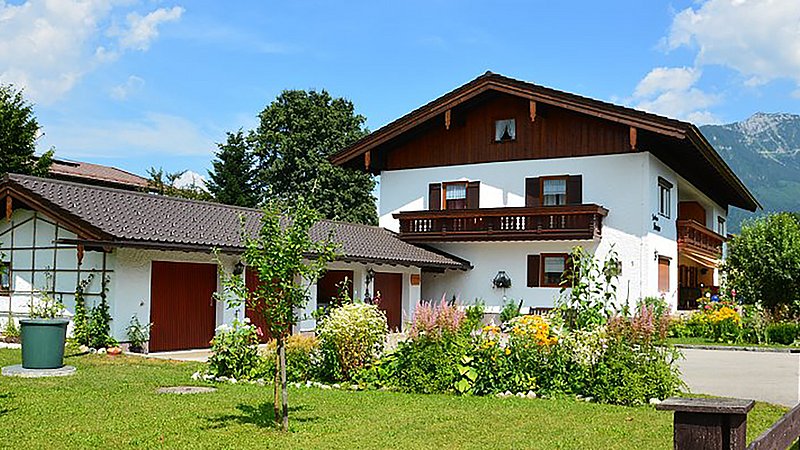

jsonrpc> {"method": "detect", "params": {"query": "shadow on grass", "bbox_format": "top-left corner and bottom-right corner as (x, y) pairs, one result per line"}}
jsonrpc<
(0, 391), (13, 416)
(205, 402), (317, 430)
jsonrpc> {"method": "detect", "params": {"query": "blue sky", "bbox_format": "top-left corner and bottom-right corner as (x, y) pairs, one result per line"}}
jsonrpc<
(2, 0), (799, 178)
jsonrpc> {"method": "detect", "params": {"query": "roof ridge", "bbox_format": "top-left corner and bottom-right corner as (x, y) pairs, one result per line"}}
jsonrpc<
(7, 173), (264, 214)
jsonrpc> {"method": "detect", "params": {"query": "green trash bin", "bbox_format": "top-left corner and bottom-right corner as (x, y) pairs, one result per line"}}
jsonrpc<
(20, 318), (69, 369)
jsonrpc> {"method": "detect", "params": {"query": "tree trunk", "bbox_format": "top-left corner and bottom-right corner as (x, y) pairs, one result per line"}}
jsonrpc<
(280, 340), (288, 432)
(273, 337), (281, 428)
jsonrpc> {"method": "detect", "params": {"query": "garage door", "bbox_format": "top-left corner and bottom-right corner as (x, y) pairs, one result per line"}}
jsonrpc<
(149, 261), (218, 352)
(374, 272), (403, 332)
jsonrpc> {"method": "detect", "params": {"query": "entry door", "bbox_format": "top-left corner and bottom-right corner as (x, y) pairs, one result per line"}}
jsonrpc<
(374, 272), (403, 331)
(149, 261), (218, 352)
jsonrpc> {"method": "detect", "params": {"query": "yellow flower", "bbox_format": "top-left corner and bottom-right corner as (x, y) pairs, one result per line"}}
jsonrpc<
(505, 348), (511, 355)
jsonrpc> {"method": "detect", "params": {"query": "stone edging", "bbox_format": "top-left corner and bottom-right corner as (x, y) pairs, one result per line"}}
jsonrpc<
(674, 343), (800, 354)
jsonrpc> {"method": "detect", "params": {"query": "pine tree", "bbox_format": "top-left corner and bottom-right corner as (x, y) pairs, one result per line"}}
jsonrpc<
(207, 130), (259, 207)
(0, 84), (53, 177)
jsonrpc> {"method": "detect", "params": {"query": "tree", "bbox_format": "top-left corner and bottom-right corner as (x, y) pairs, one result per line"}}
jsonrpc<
(0, 84), (53, 177)
(207, 130), (259, 207)
(252, 89), (378, 225)
(216, 199), (337, 431)
(723, 212), (800, 315)
(146, 167), (213, 201)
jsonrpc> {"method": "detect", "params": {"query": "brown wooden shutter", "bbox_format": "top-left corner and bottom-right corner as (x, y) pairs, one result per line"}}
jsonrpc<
(525, 177), (540, 207)
(527, 255), (541, 287)
(428, 183), (442, 210)
(467, 181), (480, 209)
(567, 175), (583, 205)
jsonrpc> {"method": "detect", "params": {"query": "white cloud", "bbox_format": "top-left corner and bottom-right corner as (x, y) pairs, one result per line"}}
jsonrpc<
(117, 6), (184, 51)
(667, 0), (800, 86)
(630, 67), (721, 124)
(0, 1), (183, 103)
(42, 112), (215, 158)
(110, 75), (145, 100)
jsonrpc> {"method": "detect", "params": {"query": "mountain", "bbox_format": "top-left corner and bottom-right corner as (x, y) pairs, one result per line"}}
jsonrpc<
(172, 170), (208, 191)
(700, 112), (800, 232)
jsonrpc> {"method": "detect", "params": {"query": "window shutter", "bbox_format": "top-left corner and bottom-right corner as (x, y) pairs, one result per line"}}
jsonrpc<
(467, 181), (480, 209)
(527, 255), (541, 287)
(525, 177), (540, 207)
(428, 183), (442, 210)
(567, 175), (582, 205)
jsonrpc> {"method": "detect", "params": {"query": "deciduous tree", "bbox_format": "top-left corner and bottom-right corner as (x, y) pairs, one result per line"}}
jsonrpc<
(252, 89), (377, 225)
(0, 84), (53, 177)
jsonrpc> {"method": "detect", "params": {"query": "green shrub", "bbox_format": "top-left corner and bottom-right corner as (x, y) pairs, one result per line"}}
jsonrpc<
(723, 213), (800, 314)
(636, 296), (669, 320)
(387, 333), (469, 394)
(462, 300), (485, 332)
(766, 323), (800, 345)
(207, 319), (262, 380)
(499, 299), (522, 324)
(260, 334), (321, 382)
(317, 303), (388, 381)
(125, 315), (152, 353)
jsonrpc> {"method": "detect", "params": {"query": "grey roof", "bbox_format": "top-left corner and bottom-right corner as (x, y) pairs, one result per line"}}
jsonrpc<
(1, 173), (469, 270)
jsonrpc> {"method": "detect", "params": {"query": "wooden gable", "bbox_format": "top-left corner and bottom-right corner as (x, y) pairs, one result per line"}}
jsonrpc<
(382, 92), (634, 171)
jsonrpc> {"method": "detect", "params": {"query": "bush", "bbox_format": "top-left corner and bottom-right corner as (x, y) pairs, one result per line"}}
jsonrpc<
(317, 303), (388, 381)
(499, 299), (522, 324)
(723, 213), (800, 314)
(207, 319), (262, 380)
(766, 323), (800, 345)
(462, 300), (485, 332)
(387, 332), (469, 394)
(260, 334), (321, 382)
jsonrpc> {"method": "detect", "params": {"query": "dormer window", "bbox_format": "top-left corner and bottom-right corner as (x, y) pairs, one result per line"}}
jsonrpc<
(494, 119), (516, 142)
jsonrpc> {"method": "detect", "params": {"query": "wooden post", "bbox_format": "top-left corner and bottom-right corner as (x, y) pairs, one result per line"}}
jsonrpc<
(364, 150), (371, 170)
(5, 196), (11, 221)
(630, 126), (638, 150)
(657, 397), (755, 450)
(529, 100), (537, 122)
(445, 109), (451, 130)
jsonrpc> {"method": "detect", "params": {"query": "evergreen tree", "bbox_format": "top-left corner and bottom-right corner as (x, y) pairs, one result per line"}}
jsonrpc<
(252, 89), (377, 225)
(0, 84), (53, 177)
(207, 130), (259, 207)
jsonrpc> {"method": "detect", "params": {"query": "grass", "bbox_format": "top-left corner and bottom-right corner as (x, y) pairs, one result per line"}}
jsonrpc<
(0, 349), (790, 449)
(669, 336), (799, 350)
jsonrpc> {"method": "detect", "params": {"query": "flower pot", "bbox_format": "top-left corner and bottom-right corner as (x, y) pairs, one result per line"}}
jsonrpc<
(20, 318), (69, 369)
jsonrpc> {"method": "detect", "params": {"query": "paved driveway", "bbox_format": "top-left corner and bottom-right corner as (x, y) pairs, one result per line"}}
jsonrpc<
(678, 348), (800, 407)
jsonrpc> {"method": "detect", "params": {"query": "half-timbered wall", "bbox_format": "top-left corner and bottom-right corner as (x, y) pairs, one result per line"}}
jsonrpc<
(0, 209), (110, 332)
(382, 93), (634, 171)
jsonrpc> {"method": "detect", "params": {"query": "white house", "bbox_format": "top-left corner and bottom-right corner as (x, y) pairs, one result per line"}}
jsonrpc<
(331, 72), (759, 313)
(0, 174), (467, 351)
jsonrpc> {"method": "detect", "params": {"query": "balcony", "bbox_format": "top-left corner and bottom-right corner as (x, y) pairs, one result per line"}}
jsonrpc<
(677, 219), (725, 259)
(393, 204), (608, 242)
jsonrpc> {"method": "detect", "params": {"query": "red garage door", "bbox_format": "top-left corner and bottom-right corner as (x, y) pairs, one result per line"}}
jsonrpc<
(149, 261), (218, 352)
(374, 272), (403, 332)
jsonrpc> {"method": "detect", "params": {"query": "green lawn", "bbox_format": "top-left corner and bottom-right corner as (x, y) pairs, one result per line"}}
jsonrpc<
(669, 337), (800, 350)
(0, 349), (789, 450)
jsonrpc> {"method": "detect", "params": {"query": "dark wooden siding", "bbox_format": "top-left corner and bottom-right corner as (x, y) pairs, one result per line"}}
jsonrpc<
(149, 261), (217, 352)
(383, 93), (632, 170)
(374, 272), (403, 331)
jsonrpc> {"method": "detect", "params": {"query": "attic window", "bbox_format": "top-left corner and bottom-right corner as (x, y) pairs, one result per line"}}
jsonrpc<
(494, 119), (516, 142)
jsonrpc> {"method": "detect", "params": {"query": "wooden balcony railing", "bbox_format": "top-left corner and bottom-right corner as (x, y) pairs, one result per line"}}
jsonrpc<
(677, 219), (725, 259)
(393, 204), (608, 242)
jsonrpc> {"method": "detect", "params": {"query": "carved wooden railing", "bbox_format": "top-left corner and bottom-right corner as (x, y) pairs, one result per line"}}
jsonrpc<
(658, 397), (800, 450)
(393, 204), (608, 242)
(677, 219), (726, 258)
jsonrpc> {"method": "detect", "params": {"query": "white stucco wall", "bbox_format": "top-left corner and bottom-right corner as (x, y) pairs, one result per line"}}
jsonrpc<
(380, 152), (725, 312)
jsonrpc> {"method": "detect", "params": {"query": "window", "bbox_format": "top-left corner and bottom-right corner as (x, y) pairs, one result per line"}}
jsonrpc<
(658, 256), (670, 293)
(444, 182), (468, 210)
(541, 254), (569, 287)
(0, 262), (9, 292)
(542, 177), (568, 206)
(494, 119), (516, 142)
(717, 216), (726, 235)
(658, 177), (673, 218)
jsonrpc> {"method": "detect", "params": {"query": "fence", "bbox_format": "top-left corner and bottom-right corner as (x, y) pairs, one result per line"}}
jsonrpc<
(658, 397), (800, 449)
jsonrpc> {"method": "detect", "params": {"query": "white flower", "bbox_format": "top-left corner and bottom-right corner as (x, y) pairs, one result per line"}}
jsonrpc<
(243, 317), (251, 324)
(191, 371), (201, 380)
